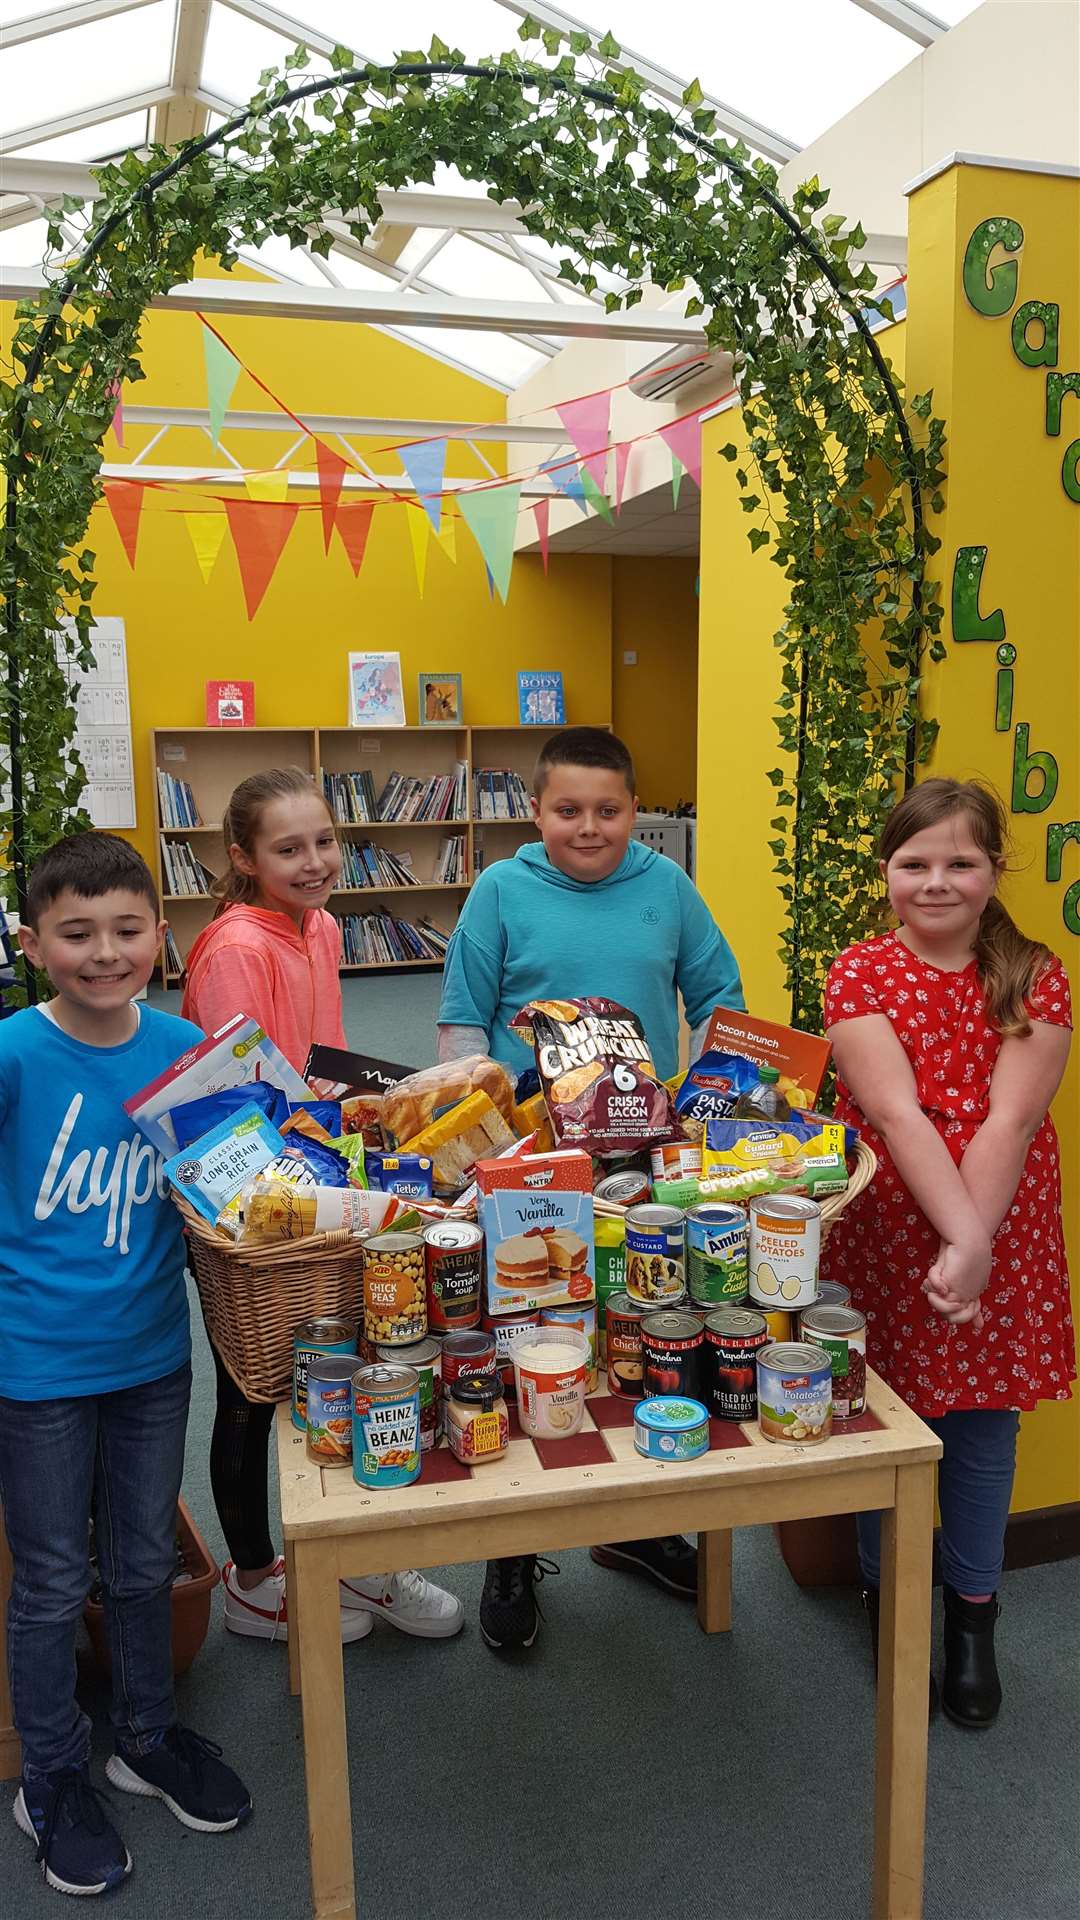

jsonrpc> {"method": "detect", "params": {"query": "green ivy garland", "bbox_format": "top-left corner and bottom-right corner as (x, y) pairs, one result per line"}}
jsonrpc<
(1, 21), (946, 1027)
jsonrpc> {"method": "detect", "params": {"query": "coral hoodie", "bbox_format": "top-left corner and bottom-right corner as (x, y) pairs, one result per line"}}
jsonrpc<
(181, 903), (346, 1074)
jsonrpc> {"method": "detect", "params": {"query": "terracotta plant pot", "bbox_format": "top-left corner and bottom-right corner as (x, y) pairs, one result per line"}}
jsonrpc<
(83, 1496), (220, 1677)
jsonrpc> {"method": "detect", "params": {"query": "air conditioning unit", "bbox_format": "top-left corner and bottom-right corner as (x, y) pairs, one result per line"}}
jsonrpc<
(628, 347), (728, 403)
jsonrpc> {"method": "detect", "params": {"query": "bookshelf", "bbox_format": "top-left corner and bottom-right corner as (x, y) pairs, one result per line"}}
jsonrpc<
(151, 722), (605, 983)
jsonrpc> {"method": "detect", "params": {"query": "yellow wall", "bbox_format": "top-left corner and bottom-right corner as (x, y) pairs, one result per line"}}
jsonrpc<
(612, 557), (698, 810)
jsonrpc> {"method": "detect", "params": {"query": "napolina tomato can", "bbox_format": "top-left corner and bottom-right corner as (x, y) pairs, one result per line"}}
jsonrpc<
(703, 1307), (769, 1421)
(640, 1309), (703, 1400)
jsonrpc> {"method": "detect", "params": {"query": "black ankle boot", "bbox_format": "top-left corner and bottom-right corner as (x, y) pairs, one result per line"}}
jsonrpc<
(862, 1586), (939, 1715)
(942, 1585), (1002, 1728)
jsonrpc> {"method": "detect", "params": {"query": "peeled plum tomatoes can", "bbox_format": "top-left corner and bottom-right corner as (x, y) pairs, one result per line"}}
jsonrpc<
(624, 1204), (686, 1305)
(686, 1203), (749, 1307)
(748, 1196), (821, 1311)
(798, 1305), (867, 1418)
(640, 1310), (703, 1400)
(352, 1363), (421, 1489)
(703, 1307), (769, 1421)
(605, 1291), (647, 1399)
(363, 1230), (427, 1345)
(757, 1342), (833, 1445)
(375, 1335), (441, 1451)
(423, 1222), (483, 1332)
(292, 1316), (357, 1432)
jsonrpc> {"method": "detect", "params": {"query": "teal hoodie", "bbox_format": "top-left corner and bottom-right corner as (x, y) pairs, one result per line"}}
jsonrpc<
(438, 840), (744, 1080)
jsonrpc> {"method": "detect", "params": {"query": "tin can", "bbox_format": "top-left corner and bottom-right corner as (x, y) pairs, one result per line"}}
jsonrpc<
(757, 1341), (833, 1445)
(482, 1312), (538, 1396)
(541, 1301), (598, 1392)
(634, 1396), (710, 1461)
(624, 1204), (686, 1305)
(817, 1280), (851, 1310)
(423, 1222), (483, 1332)
(352, 1363), (422, 1488)
(760, 1308), (795, 1343)
(686, 1203), (749, 1307)
(305, 1356), (357, 1466)
(640, 1309), (703, 1400)
(605, 1291), (647, 1398)
(703, 1307), (770, 1421)
(799, 1305), (867, 1419)
(363, 1230), (427, 1345)
(441, 1328), (497, 1401)
(595, 1171), (651, 1208)
(375, 1335), (441, 1451)
(748, 1195), (821, 1311)
(649, 1140), (703, 1183)
(292, 1316), (357, 1432)
(594, 1216), (627, 1360)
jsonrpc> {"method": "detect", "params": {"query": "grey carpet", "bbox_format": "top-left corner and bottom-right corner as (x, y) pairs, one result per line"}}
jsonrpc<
(2, 978), (1077, 1917)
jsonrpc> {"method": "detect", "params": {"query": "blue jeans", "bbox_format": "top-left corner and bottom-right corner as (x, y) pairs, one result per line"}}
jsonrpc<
(857, 1407), (1020, 1594)
(0, 1362), (191, 1782)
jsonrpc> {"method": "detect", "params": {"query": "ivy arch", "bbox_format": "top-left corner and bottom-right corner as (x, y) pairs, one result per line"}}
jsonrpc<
(1, 26), (946, 1026)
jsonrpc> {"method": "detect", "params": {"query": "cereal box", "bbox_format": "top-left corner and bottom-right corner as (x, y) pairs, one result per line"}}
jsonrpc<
(476, 1151), (596, 1316)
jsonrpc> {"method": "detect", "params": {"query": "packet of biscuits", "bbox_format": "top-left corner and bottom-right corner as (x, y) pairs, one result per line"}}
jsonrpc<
(511, 997), (678, 1155)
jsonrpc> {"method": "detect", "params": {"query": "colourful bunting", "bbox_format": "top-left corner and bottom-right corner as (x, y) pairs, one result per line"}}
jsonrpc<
(315, 443), (348, 552)
(244, 470), (290, 504)
(545, 461), (588, 512)
(615, 441), (634, 515)
(202, 325), (243, 447)
(406, 507), (431, 597)
(458, 483), (521, 604)
(532, 497), (550, 573)
(436, 514), (457, 565)
(484, 563), (495, 600)
(580, 467), (614, 525)
(399, 438), (447, 533)
(556, 393), (611, 492)
(657, 413), (704, 488)
(224, 497), (299, 619)
(336, 500), (374, 577)
(184, 511), (229, 584)
(103, 481), (143, 568)
(670, 454), (683, 510)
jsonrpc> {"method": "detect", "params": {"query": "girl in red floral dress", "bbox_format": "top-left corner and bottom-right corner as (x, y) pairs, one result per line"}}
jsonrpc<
(822, 779), (1074, 1727)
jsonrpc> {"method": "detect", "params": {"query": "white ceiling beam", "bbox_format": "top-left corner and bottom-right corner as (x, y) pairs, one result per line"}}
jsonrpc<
(373, 192), (536, 233)
(0, 157), (98, 198)
(848, 0), (947, 47)
(120, 404), (567, 443)
(0, 87), (171, 155)
(154, 0), (212, 145)
(0, 0), (157, 48)
(216, 0), (350, 62)
(99, 463), (559, 496)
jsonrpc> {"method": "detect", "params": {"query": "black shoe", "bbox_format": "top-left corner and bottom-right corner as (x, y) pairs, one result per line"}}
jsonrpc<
(590, 1536), (697, 1598)
(862, 1586), (939, 1716)
(942, 1585), (1002, 1729)
(479, 1555), (558, 1650)
(13, 1764), (132, 1896)
(106, 1727), (252, 1832)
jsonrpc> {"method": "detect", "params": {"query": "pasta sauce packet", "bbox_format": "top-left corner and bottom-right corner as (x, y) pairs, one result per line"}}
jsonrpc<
(511, 997), (678, 1155)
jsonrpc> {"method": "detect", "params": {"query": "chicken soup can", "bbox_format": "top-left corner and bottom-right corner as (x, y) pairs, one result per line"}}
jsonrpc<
(375, 1335), (441, 1451)
(757, 1342), (833, 1446)
(441, 1331), (497, 1428)
(640, 1309), (703, 1400)
(423, 1222), (483, 1332)
(624, 1204), (686, 1305)
(352, 1364), (421, 1489)
(305, 1356), (358, 1467)
(799, 1305), (867, 1419)
(595, 1171), (651, 1209)
(292, 1316), (357, 1432)
(703, 1307), (769, 1422)
(748, 1196), (821, 1311)
(606, 1292), (647, 1399)
(482, 1312), (538, 1396)
(649, 1140), (703, 1183)
(686, 1203), (749, 1307)
(541, 1302), (598, 1393)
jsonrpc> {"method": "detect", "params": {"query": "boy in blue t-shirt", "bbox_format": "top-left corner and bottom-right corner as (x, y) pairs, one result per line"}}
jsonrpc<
(0, 833), (250, 1897)
(438, 729), (745, 1653)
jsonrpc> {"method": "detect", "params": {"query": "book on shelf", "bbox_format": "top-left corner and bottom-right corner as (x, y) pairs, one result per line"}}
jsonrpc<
(156, 769), (200, 829)
(163, 928), (184, 976)
(376, 764), (467, 823)
(338, 840), (418, 889)
(160, 836), (216, 897)
(471, 768), (532, 821)
(205, 680), (254, 727)
(337, 911), (451, 967)
(322, 769), (379, 824)
(518, 671), (565, 725)
(434, 835), (467, 884)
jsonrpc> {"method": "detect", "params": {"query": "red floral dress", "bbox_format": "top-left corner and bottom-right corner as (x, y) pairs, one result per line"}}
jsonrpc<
(821, 931), (1075, 1416)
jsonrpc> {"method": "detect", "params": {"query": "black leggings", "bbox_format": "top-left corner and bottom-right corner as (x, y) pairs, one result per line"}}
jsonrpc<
(209, 1344), (276, 1571)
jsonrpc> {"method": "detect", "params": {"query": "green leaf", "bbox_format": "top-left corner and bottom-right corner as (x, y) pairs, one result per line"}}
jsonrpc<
(748, 528), (770, 552)
(597, 30), (622, 58)
(681, 77), (704, 110)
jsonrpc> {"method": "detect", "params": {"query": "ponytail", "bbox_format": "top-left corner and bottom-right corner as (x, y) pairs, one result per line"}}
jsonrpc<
(213, 767), (333, 919)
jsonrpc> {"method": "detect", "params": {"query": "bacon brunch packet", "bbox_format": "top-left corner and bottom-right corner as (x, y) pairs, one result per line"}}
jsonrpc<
(511, 997), (678, 1155)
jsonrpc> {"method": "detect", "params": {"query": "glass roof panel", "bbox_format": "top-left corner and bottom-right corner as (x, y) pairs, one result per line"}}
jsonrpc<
(0, 1), (175, 140)
(236, 234), (335, 285)
(202, 2), (330, 104)
(284, 0), (515, 62)
(9, 110), (150, 164)
(0, 0), (95, 17)
(0, 214), (50, 264)
(414, 231), (577, 303)
(391, 322), (545, 386)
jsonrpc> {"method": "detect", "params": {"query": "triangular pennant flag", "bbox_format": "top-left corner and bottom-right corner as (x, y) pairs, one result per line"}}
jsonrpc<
(336, 500), (374, 577)
(184, 511), (229, 584)
(202, 325), (242, 447)
(315, 443), (348, 553)
(107, 380), (124, 447)
(555, 393), (611, 492)
(545, 460), (588, 514)
(436, 514), (457, 565)
(406, 507), (431, 597)
(615, 441), (634, 514)
(244, 470), (290, 504)
(104, 480), (143, 568)
(670, 453), (684, 510)
(458, 483), (521, 604)
(224, 497), (299, 619)
(484, 563), (495, 600)
(531, 497), (550, 573)
(657, 413), (703, 488)
(580, 467), (614, 525)
(399, 438), (447, 534)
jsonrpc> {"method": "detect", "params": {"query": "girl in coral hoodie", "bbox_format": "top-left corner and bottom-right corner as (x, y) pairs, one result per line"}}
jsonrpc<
(182, 768), (462, 1647)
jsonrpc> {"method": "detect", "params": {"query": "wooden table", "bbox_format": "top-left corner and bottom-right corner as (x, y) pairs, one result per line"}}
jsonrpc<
(277, 1368), (941, 1920)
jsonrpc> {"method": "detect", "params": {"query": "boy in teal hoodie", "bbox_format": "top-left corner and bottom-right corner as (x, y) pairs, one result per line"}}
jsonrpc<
(437, 728), (745, 1652)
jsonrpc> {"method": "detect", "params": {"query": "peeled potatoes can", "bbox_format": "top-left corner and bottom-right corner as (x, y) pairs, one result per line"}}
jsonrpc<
(510, 1326), (590, 1439)
(748, 1195), (821, 1311)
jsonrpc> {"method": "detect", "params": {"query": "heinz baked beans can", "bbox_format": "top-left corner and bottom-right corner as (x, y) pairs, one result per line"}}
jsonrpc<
(748, 1195), (821, 1311)
(703, 1307), (769, 1421)
(292, 1316), (357, 1431)
(757, 1342), (833, 1445)
(686, 1203), (749, 1307)
(305, 1356), (358, 1466)
(423, 1222), (483, 1332)
(605, 1291), (647, 1398)
(624, 1204), (686, 1305)
(352, 1363), (422, 1488)
(799, 1305), (867, 1419)
(363, 1230), (427, 1345)
(640, 1309), (703, 1400)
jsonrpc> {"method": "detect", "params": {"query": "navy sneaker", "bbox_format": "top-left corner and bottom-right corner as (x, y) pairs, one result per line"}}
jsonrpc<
(106, 1727), (251, 1834)
(590, 1535), (698, 1597)
(479, 1555), (560, 1650)
(13, 1764), (132, 1896)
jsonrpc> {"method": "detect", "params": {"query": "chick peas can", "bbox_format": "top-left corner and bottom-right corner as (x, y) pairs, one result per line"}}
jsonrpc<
(748, 1196), (821, 1312)
(363, 1230), (427, 1345)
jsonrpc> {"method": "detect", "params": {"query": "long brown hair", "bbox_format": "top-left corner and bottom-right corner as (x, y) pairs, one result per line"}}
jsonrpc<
(213, 767), (335, 917)
(879, 778), (1049, 1037)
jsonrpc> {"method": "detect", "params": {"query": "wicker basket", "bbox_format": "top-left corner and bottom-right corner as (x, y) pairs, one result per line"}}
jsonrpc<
(176, 1195), (366, 1404)
(592, 1138), (878, 1237)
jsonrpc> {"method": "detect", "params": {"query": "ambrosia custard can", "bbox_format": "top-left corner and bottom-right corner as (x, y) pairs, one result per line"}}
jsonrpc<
(686, 1203), (749, 1307)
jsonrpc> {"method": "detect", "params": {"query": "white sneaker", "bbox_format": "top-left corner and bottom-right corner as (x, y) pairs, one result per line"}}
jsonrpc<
(339, 1569), (465, 1639)
(222, 1558), (373, 1644)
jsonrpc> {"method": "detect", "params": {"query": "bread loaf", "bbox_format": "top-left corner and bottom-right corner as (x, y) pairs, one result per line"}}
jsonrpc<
(382, 1054), (515, 1147)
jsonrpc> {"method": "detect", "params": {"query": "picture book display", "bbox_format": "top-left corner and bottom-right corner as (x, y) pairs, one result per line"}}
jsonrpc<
(348, 651), (406, 726)
(205, 680), (254, 727)
(517, 671), (565, 725)
(418, 672), (462, 726)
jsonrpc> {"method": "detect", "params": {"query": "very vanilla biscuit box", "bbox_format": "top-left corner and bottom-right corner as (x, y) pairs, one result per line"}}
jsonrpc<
(476, 1150), (595, 1315)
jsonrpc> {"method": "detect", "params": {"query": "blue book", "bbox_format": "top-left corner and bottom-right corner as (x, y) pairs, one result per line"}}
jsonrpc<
(518, 671), (565, 726)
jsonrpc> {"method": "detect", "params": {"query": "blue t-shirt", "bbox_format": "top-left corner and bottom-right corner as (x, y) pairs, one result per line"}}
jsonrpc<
(0, 1004), (203, 1400)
